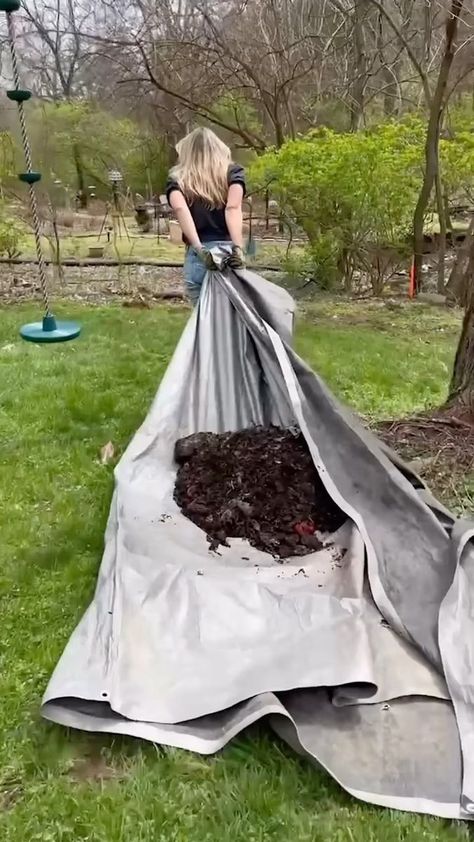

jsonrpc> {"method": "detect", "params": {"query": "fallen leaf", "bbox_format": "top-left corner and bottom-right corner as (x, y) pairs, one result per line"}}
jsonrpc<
(69, 755), (119, 783)
(122, 294), (151, 309)
(100, 441), (115, 465)
(0, 777), (23, 810)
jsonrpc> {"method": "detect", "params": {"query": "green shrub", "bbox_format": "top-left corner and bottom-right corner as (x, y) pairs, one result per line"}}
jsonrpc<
(26, 101), (171, 198)
(251, 113), (474, 294)
(0, 205), (25, 259)
(281, 236), (341, 290)
(251, 120), (426, 292)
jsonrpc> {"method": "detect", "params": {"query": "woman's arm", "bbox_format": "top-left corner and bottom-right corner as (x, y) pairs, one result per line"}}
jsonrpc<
(225, 183), (244, 248)
(169, 190), (201, 249)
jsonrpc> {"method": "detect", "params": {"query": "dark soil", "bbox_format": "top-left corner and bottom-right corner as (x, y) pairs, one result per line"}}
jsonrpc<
(377, 408), (474, 510)
(173, 427), (346, 558)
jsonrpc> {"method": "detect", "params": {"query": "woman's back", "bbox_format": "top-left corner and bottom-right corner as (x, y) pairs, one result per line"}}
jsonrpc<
(165, 127), (246, 303)
(166, 162), (245, 244)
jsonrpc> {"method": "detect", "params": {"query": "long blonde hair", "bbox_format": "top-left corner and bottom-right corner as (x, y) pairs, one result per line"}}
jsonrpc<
(170, 127), (231, 208)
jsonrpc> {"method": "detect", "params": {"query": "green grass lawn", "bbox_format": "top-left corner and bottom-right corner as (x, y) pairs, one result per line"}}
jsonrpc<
(19, 232), (290, 265)
(17, 214), (468, 264)
(0, 300), (470, 841)
(21, 231), (186, 262)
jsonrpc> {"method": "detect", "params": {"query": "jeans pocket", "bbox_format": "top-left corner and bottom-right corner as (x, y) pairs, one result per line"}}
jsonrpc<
(184, 249), (206, 288)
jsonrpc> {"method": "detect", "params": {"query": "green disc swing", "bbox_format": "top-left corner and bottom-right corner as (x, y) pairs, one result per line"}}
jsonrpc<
(2, 0), (80, 343)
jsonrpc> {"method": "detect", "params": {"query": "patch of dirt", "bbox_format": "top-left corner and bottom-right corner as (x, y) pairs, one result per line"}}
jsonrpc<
(174, 427), (346, 558)
(377, 408), (474, 505)
(69, 754), (119, 783)
(0, 263), (279, 306)
(0, 778), (23, 811)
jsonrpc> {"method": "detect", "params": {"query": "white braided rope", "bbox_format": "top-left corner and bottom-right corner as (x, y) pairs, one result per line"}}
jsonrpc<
(7, 12), (51, 315)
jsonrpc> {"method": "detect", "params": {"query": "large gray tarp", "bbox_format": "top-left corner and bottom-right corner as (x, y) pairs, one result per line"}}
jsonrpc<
(42, 267), (474, 820)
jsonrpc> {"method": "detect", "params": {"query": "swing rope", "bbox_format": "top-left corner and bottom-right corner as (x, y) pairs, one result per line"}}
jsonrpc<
(1, 0), (80, 342)
(6, 12), (51, 317)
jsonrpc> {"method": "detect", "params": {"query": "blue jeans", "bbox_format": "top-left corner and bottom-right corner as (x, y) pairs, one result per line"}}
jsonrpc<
(183, 241), (231, 305)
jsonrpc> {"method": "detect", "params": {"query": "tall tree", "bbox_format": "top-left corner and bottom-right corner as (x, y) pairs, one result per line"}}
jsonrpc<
(349, 0), (370, 130)
(91, 0), (382, 148)
(411, 0), (466, 292)
(449, 228), (474, 408)
(369, 0), (468, 292)
(20, 0), (97, 204)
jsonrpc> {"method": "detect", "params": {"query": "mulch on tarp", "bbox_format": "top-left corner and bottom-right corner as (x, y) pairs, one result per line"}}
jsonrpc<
(174, 427), (346, 558)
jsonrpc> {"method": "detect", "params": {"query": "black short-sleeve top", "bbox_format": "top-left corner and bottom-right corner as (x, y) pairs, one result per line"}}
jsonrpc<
(165, 163), (245, 244)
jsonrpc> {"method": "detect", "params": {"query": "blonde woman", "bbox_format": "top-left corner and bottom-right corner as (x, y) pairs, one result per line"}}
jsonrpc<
(166, 127), (246, 304)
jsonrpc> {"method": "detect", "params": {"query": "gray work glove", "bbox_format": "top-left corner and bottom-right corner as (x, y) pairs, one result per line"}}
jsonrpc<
(197, 247), (217, 271)
(225, 245), (246, 270)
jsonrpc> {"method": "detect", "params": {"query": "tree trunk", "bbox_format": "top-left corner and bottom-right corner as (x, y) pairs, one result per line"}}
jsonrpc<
(382, 78), (398, 117)
(449, 232), (474, 406)
(423, 0), (433, 68)
(350, 0), (368, 131)
(412, 0), (465, 291)
(378, 26), (399, 115)
(73, 143), (87, 209)
(265, 190), (270, 232)
(446, 217), (474, 306)
(372, 0), (413, 116)
(435, 171), (447, 293)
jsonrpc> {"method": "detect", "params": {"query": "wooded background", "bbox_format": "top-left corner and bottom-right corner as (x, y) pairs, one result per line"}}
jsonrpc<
(1, 1), (474, 401)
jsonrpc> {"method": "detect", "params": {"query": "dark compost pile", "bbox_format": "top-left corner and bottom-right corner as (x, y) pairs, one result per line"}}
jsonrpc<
(174, 427), (346, 558)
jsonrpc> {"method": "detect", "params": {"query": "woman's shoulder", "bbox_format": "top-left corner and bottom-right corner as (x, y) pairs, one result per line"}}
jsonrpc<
(165, 169), (181, 201)
(228, 162), (245, 184)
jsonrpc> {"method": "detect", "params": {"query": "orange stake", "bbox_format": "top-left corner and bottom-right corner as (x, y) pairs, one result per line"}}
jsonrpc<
(409, 260), (417, 299)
